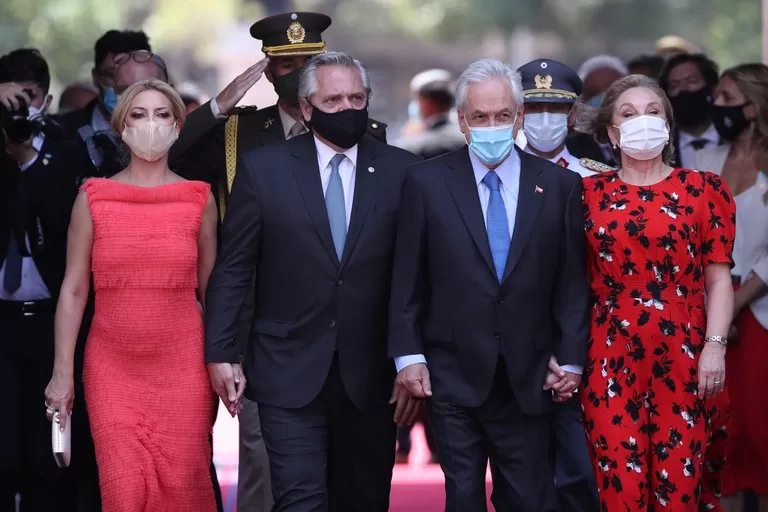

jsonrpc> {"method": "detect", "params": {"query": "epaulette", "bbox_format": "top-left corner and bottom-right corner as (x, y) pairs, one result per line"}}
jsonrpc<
(231, 105), (260, 115)
(366, 118), (388, 143)
(580, 158), (617, 173)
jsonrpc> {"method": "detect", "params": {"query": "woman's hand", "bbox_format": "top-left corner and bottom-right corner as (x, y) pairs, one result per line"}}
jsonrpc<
(698, 343), (726, 400)
(44, 373), (75, 430)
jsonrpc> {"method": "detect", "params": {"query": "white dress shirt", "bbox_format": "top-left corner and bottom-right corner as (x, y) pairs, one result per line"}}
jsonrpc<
(678, 124), (719, 169)
(314, 136), (357, 227)
(523, 145), (595, 178)
(396, 149), (582, 374)
(0, 133), (51, 301)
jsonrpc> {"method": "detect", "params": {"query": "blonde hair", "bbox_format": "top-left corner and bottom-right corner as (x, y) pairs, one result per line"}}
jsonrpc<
(110, 78), (186, 134)
(721, 64), (768, 166)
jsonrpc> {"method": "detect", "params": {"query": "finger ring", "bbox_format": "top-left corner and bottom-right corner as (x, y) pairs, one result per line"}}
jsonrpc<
(714, 380), (721, 384)
(46, 406), (55, 415)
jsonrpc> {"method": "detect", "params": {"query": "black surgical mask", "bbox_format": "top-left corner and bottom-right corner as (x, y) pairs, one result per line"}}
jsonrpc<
(308, 103), (369, 149)
(272, 67), (302, 107)
(670, 87), (714, 128)
(712, 103), (751, 142)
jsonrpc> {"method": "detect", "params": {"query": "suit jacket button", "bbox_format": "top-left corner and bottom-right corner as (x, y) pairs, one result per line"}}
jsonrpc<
(336, 279), (343, 286)
(493, 332), (501, 340)
(496, 297), (504, 304)
(329, 320), (337, 329)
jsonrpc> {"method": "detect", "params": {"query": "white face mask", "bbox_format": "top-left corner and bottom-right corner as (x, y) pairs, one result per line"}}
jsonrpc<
(616, 115), (669, 161)
(27, 105), (44, 120)
(524, 112), (569, 153)
(122, 121), (179, 162)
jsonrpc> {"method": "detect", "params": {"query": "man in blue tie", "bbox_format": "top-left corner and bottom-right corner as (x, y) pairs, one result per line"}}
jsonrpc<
(204, 51), (422, 512)
(388, 58), (590, 512)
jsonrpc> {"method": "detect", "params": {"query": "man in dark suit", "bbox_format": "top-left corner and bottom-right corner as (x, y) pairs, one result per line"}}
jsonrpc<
(388, 58), (590, 512)
(170, 11), (388, 219)
(0, 50), (82, 511)
(204, 51), (421, 512)
(173, 14), (390, 511)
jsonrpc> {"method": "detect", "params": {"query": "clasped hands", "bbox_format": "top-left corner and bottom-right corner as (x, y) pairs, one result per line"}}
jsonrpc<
(207, 362), (246, 417)
(544, 356), (581, 403)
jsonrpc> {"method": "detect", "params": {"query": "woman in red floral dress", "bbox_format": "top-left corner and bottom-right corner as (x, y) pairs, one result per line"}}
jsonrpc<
(579, 75), (736, 511)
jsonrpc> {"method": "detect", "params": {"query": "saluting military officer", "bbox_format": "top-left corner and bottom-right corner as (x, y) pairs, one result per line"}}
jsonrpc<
(517, 58), (614, 178)
(171, 11), (388, 218)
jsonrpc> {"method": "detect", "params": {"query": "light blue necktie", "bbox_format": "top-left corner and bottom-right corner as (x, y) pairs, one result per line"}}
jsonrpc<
(482, 171), (510, 283)
(325, 153), (347, 259)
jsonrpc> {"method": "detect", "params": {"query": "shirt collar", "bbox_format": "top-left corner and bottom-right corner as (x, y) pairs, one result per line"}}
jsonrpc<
(469, 147), (521, 187)
(314, 135), (358, 171)
(679, 123), (720, 147)
(278, 104), (305, 139)
(523, 144), (571, 164)
(91, 106), (112, 134)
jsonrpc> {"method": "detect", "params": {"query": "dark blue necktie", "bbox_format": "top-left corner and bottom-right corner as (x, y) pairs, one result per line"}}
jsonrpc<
(482, 170), (510, 283)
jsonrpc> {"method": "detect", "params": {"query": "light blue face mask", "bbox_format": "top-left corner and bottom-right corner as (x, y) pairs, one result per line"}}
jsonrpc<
(587, 92), (605, 108)
(468, 122), (516, 166)
(407, 100), (421, 121)
(102, 87), (119, 114)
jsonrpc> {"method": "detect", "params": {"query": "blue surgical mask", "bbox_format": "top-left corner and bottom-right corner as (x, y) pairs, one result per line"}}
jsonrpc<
(102, 87), (119, 114)
(587, 92), (605, 108)
(468, 123), (516, 166)
(407, 100), (421, 121)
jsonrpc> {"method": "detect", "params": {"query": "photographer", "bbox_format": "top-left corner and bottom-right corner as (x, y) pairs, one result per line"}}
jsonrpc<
(0, 48), (81, 512)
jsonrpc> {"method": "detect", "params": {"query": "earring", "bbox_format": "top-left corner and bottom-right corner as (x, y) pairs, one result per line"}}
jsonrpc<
(612, 144), (617, 150)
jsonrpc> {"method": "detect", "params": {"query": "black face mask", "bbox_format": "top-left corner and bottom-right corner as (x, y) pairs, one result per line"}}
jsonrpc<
(670, 87), (714, 127)
(272, 67), (302, 107)
(712, 103), (751, 142)
(308, 103), (369, 149)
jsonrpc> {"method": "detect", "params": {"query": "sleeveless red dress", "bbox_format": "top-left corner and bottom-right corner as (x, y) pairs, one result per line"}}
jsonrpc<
(81, 178), (216, 511)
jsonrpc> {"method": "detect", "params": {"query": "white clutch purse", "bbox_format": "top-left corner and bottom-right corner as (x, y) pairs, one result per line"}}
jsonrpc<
(52, 411), (71, 468)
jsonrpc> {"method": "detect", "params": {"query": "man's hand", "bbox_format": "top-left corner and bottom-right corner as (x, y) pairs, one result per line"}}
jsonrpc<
(0, 83), (31, 112)
(207, 362), (246, 416)
(215, 58), (271, 115)
(543, 356), (581, 403)
(395, 363), (432, 398)
(389, 383), (424, 426)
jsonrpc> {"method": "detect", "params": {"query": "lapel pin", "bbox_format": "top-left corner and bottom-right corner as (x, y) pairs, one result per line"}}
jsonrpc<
(264, 118), (274, 128)
(368, 167), (375, 173)
(535, 185), (544, 194)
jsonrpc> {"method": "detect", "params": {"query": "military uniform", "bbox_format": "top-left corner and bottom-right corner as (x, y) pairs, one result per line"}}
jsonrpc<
(170, 12), (387, 512)
(516, 58), (602, 512)
(171, 12), (387, 220)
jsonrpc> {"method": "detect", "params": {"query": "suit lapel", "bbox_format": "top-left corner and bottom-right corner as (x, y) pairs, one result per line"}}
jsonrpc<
(502, 150), (544, 282)
(445, 148), (496, 278)
(289, 134), (338, 266)
(340, 138), (378, 268)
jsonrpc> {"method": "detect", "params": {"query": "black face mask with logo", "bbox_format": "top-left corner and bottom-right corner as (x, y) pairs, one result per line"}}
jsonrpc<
(670, 87), (714, 128)
(712, 103), (752, 142)
(308, 103), (369, 149)
(272, 67), (303, 108)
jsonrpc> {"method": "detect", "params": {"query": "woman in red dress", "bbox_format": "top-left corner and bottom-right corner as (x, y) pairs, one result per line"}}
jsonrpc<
(44, 79), (219, 511)
(579, 74), (736, 510)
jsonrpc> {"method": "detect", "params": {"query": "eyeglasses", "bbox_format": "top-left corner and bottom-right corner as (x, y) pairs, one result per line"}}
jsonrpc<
(114, 50), (154, 67)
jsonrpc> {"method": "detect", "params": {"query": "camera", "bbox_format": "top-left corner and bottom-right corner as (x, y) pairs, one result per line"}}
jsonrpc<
(0, 87), (61, 144)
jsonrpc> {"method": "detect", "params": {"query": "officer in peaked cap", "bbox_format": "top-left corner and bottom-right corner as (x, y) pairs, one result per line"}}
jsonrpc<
(517, 58), (608, 177)
(169, 11), (387, 512)
(171, 11), (388, 216)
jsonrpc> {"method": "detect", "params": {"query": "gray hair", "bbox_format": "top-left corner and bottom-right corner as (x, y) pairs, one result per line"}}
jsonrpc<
(577, 55), (628, 81)
(298, 51), (372, 100)
(454, 59), (523, 110)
